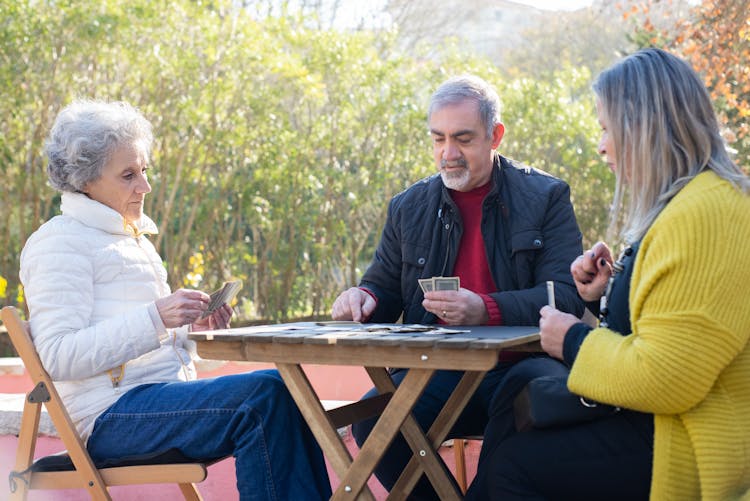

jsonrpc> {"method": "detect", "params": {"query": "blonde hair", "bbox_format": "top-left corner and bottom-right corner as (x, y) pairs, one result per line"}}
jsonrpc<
(594, 48), (750, 243)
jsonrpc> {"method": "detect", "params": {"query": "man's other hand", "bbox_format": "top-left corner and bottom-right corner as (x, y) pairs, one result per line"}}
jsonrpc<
(331, 287), (376, 322)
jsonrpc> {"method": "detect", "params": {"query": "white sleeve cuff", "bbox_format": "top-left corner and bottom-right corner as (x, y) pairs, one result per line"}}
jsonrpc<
(147, 302), (169, 341)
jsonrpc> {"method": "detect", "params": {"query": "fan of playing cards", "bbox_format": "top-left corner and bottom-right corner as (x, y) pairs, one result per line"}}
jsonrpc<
(201, 280), (243, 319)
(418, 276), (460, 293)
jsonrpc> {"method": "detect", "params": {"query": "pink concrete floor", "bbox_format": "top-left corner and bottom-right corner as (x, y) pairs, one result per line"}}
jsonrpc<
(0, 362), (481, 499)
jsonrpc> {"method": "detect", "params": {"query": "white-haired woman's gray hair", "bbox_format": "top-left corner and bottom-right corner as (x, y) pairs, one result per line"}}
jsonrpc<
(45, 99), (153, 192)
(428, 75), (502, 139)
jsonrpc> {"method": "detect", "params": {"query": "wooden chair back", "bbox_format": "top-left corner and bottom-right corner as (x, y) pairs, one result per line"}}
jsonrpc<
(1, 306), (208, 501)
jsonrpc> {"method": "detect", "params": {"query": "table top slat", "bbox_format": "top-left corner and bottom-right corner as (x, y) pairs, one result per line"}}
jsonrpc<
(468, 336), (538, 349)
(361, 334), (413, 347)
(303, 331), (365, 345)
(433, 337), (479, 349)
(335, 333), (400, 346)
(272, 332), (317, 344)
(398, 336), (444, 347)
(240, 332), (279, 343)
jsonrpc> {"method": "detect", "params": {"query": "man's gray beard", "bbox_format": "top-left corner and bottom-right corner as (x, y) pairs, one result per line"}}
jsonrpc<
(440, 167), (470, 191)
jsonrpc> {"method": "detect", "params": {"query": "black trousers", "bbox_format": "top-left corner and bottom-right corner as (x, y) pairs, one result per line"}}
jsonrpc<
(466, 357), (654, 501)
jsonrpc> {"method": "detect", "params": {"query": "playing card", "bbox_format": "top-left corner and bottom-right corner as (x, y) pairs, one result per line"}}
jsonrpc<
(546, 280), (556, 308)
(418, 278), (434, 293)
(201, 280), (242, 319)
(434, 276), (460, 291)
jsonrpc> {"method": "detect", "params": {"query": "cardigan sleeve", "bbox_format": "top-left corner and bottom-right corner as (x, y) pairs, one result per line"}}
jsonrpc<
(568, 176), (750, 414)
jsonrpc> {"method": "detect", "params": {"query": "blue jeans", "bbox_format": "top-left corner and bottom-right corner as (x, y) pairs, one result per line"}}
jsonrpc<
(87, 370), (331, 501)
(351, 360), (524, 500)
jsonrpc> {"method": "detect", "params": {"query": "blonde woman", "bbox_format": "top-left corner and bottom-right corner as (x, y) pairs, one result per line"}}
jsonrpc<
(470, 48), (750, 500)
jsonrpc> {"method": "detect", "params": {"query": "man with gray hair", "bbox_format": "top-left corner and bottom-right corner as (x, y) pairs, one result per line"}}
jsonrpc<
(331, 74), (585, 498)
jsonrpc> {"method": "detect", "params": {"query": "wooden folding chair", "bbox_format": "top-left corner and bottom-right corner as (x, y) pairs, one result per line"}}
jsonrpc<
(1, 306), (212, 501)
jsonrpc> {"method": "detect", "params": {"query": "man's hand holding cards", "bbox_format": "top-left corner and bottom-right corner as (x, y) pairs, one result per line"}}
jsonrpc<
(419, 276), (492, 325)
(201, 280), (243, 319)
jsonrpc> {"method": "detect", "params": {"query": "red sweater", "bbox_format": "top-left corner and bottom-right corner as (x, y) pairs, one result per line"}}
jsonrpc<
(448, 183), (502, 325)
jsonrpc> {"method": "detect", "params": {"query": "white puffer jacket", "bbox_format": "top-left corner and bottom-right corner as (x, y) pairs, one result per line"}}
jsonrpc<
(20, 192), (196, 441)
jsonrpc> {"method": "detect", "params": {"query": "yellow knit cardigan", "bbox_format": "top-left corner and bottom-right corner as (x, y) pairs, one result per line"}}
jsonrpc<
(568, 171), (750, 500)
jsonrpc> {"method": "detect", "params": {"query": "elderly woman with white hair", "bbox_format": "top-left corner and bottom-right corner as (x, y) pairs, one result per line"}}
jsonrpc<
(20, 99), (331, 500)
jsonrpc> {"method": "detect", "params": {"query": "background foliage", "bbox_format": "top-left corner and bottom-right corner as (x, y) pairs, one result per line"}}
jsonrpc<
(634, 0), (750, 169)
(0, 0), (744, 324)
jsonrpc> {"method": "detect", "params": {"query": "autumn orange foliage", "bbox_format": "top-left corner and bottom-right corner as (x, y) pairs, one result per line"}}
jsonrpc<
(632, 0), (750, 170)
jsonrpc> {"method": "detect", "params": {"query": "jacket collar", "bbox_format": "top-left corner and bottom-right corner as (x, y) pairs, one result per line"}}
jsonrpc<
(60, 192), (158, 237)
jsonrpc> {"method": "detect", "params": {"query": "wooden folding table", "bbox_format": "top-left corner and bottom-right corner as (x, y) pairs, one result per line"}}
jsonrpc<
(189, 323), (540, 500)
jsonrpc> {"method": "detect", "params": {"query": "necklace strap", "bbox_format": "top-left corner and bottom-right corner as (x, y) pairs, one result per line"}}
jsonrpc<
(599, 245), (634, 328)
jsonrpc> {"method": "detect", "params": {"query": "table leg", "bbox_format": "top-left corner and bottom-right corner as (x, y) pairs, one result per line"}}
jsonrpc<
(386, 370), (487, 500)
(332, 367), (435, 500)
(275, 363), (375, 501)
